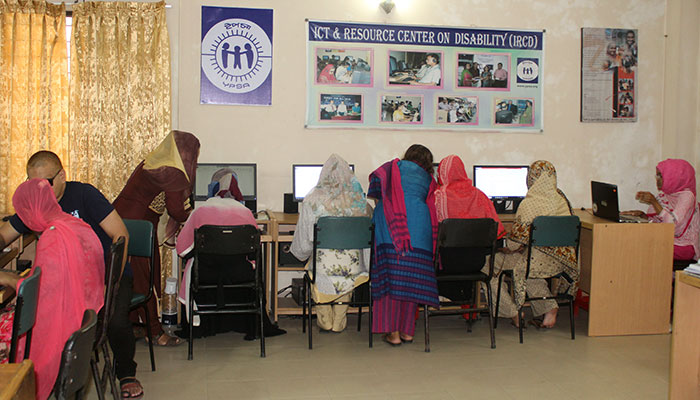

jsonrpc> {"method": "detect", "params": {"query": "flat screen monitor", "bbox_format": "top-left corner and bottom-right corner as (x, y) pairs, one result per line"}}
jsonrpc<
(293, 164), (354, 201)
(195, 163), (257, 201)
(472, 165), (529, 199)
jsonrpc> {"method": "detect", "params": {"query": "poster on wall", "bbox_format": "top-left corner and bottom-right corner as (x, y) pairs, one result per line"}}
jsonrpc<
(305, 20), (544, 132)
(200, 6), (273, 105)
(581, 28), (637, 122)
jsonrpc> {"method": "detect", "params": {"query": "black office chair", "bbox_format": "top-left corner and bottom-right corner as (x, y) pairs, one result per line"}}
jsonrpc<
(423, 218), (498, 353)
(188, 225), (265, 360)
(497, 216), (581, 343)
(301, 216), (374, 349)
(8, 266), (41, 363)
(123, 219), (156, 371)
(53, 309), (98, 400)
(91, 237), (125, 400)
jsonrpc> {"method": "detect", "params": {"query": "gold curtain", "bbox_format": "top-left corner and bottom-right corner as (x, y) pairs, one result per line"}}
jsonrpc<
(0, 0), (68, 214)
(69, 0), (171, 201)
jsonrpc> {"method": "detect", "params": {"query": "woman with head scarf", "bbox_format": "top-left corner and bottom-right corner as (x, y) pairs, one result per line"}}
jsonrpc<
(370, 144), (439, 346)
(318, 64), (338, 84)
(0, 179), (104, 399)
(624, 159), (699, 260)
(490, 160), (578, 329)
(175, 169), (285, 339)
(290, 154), (372, 332)
(113, 130), (200, 346)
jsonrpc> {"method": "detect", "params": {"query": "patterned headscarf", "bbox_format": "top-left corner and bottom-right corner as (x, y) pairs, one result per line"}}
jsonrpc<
(207, 168), (244, 201)
(304, 154), (369, 218)
(509, 160), (576, 268)
(435, 155), (505, 238)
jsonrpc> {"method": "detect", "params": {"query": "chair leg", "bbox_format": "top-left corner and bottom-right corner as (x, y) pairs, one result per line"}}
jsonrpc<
(259, 287), (266, 358)
(142, 304), (156, 371)
(102, 342), (120, 400)
(90, 356), (105, 400)
(423, 304), (430, 353)
(518, 307), (524, 344)
(23, 330), (32, 361)
(307, 278), (313, 350)
(301, 277), (307, 334)
(495, 274), (504, 329)
(357, 304), (362, 332)
(188, 293), (194, 361)
(569, 297), (576, 340)
(368, 286), (373, 348)
(486, 281), (496, 349)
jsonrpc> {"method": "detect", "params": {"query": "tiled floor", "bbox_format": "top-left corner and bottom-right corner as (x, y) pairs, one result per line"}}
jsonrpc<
(87, 312), (670, 399)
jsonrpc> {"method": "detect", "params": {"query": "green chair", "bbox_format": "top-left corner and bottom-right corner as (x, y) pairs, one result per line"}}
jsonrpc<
(301, 216), (374, 350)
(497, 215), (581, 343)
(53, 309), (98, 400)
(8, 266), (41, 363)
(123, 219), (156, 371)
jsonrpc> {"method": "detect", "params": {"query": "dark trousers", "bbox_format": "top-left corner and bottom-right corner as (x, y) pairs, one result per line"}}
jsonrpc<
(108, 274), (137, 379)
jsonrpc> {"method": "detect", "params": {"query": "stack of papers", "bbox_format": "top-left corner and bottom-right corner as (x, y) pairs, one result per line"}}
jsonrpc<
(684, 263), (700, 279)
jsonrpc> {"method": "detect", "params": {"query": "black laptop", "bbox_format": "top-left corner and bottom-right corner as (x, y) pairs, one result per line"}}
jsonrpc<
(591, 181), (648, 223)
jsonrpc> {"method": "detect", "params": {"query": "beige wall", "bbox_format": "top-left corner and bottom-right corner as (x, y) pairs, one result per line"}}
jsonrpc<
(168, 0), (675, 211)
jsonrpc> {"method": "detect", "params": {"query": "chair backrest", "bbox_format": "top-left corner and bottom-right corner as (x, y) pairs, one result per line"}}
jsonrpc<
(123, 219), (154, 258)
(529, 216), (581, 248)
(14, 266), (42, 336)
(53, 309), (98, 400)
(194, 225), (261, 257)
(435, 218), (498, 276)
(97, 237), (125, 345)
(314, 216), (373, 250)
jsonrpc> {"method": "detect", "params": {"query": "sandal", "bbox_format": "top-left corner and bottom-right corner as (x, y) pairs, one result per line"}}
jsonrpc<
(146, 332), (184, 347)
(120, 377), (144, 399)
(382, 333), (401, 347)
(399, 334), (413, 344)
(529, 318), (554, 330)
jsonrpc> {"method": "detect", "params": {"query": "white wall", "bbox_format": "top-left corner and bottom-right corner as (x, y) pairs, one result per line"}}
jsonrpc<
(168, 0), (672, 211)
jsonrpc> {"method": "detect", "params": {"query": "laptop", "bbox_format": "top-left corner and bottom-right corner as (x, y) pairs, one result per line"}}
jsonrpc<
(591, 181), (648, 223)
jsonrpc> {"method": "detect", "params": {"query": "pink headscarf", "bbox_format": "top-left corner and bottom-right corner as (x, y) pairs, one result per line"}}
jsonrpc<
(13, 179), (105, 400)
(318, 64), (338, 84)
(657, 159), (696, 196)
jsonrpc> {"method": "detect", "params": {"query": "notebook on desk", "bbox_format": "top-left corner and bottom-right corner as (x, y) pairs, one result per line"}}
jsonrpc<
(591, 181), (648, 223)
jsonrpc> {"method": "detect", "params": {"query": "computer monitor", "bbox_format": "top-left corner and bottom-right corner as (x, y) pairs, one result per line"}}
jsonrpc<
(293, 164), (355, 201)
(195, 163), (257, 201)
(472, 165), (529, 199)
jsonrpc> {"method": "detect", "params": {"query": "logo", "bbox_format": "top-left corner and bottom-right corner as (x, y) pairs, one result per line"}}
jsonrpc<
(516, 58), (539, 84)
(201, 18), (272, 94)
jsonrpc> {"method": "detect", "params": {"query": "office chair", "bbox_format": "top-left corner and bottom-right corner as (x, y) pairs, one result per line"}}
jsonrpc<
(301, 216), (374, 349)
(424, 218), (498, 352)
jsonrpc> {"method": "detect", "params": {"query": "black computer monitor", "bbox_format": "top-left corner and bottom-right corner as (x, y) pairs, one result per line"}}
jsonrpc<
(195, 163), (257, 201)
(472, 165), (529, 199)
(293, 164), (355, 201)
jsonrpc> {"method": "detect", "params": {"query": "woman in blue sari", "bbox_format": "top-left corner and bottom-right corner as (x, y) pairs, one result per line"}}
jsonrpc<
(369, 144), (439, 346)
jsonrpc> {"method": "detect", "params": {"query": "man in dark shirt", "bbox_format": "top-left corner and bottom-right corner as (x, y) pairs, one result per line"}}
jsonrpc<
(0, 151), (143, 398)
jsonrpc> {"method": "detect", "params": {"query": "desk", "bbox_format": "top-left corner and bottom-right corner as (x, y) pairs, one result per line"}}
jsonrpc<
(669, 271), (700, 399)
(0, 360), (35, 400)
(267, 212), (299, 321)
(575, 209), (673, 336)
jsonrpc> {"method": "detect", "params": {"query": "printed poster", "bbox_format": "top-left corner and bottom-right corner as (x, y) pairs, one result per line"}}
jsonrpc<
(306, 20), (544, 131)
(200, 6), (273, 105)
(581, 28), (638, 122)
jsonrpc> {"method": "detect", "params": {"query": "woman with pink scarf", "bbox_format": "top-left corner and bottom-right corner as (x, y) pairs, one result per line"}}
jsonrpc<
(0, 179), (104, 399)
(625, 159), (700, 260)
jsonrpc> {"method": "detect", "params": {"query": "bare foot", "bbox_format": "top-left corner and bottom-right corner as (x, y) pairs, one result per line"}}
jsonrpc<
(541, 308), (558, 328)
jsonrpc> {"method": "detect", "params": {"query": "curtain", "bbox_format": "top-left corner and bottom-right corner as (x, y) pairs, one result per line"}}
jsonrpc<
(0, 0), (68, 214)
(70, 0), (170, 201)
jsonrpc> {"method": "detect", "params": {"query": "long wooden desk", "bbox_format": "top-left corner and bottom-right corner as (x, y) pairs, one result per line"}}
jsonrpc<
(575, 209), (673, 336)
(669, 271), (700, 399)
(0, 360), (35, 400)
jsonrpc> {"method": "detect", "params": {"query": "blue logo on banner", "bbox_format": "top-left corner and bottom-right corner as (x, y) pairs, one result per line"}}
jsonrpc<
(516, 58), (539, 84)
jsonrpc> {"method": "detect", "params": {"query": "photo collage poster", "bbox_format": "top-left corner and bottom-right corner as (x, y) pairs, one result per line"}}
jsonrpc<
(581, 28), (638, 122)
(306, 20), (544, 131)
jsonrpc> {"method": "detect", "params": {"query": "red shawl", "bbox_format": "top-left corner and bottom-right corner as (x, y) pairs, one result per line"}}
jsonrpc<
(435, 155), (505, 238)
(13, 179), (105, 400)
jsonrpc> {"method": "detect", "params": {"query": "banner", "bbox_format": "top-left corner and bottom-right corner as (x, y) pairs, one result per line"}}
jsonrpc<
(581, 28), (638, 122)
(200, 7), (273, 105)
(306, 20), (544, 131)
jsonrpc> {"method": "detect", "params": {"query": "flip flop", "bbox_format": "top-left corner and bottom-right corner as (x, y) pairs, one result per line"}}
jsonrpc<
(382, 334), (401, 347)
(399, 336), (414, 344)
(119, 378), (144, 399)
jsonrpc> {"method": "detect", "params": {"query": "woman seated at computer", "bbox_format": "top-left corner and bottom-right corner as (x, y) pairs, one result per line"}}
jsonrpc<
(370, 144), (439, 346)
(0, 179), (104, 399)
(176, 168), (285, 339)
(290, 154), (372, 333)
(622, 159), (699, 261)
(490, 160), (579, 329)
